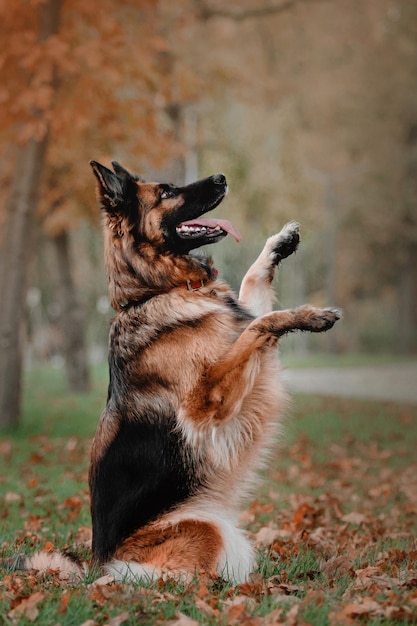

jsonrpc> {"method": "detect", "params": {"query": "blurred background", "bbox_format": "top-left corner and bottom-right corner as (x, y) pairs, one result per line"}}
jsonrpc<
(0, 0), (416, 429)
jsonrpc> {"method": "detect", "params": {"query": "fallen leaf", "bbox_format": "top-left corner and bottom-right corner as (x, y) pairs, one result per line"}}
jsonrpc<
(341, 597), (382, 618)
(321, 555), (353, 578)
(8, 591), (45, 622)
(239, 617), (263, 625)
(104, 611), (130, 626)
(194, 596), (220, 617)
(270, 581), (301, 595)
(5, 491), (22, 503)
(286, 603), (300, 626)
(385, 605), (413, 619)
(261, 607), (285, 624)
(227, 603), (248, 624)
(292, 503), (322, 529)
(0, 439), (12, 457)
(59, 591), (71, 614)
(88, 586), (108, 606)
(271, 539), (294, 560)
(238, 576), (264, 600)
(24, 514), (45, 531)
(402, 576), (417, 589)
(196, 581), (210, 598)
(253, 526), (282, 547)
(354, 566), (382, 578)
(76, 525), (93, 544)
(63, 495), (83, 509)
(341, 512), (367, 525)
(93, 574), (115, 586)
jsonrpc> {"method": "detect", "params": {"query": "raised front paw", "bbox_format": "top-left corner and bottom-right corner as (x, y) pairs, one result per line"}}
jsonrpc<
(267, 221), (300, 264)
(296, 305), (342, 333)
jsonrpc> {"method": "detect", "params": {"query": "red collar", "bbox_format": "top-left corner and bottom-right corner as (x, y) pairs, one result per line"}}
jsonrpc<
(120, 268), (218, 309)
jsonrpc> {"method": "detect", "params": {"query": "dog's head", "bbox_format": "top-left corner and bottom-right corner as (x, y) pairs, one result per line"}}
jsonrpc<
(90, 161), (240, 308)
(90, 160), (240, 253)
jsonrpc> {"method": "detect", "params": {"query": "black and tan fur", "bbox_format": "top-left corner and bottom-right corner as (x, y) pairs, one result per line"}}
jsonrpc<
(11, 162), (340, 584)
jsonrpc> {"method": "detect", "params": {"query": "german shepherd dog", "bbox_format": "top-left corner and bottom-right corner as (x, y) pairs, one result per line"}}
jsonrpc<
(12, 162), (340, 584)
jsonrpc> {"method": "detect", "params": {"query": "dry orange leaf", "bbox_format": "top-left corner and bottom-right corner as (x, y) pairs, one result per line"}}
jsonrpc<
(342, 597), (382, 618)
(8, 591), (45, 622)
(227, 603), (248, 624)
(58, 591), (71, 614)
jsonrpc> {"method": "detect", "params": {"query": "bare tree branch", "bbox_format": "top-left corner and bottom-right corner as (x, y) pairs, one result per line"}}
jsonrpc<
(195, 0), (328, 22)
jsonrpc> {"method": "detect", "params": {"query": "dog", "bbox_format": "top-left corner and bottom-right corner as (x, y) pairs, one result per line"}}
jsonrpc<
(9, 162), (340, 584)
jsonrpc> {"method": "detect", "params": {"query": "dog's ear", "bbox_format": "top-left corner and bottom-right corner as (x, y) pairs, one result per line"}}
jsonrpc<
(111, 160), (143, 182)
(90, 160), (125, 211)
(111, 161), (130, 178)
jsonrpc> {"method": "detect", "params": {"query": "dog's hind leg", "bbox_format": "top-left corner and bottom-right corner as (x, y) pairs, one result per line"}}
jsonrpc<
(106, 519), (224, 583)
(239, 221), (300, 317)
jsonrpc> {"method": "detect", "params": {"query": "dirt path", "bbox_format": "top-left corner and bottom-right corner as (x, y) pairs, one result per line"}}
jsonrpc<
(282, 361), (417, 405)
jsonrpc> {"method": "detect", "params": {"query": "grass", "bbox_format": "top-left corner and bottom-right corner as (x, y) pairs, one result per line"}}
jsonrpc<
(18, 364), (108, 438)
(1, 364), (417, 625)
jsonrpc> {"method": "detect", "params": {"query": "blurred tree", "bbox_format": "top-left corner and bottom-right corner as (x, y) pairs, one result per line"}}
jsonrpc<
(50, 230), (90, 392)
(187, 0), (417, 352)
(0, 0), (197, 428)
(0, 0), (62, 429)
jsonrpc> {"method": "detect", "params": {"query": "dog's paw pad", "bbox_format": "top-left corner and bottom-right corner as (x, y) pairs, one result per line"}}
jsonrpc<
(268, 222), (300, 262)
(307, 307), (342, 332)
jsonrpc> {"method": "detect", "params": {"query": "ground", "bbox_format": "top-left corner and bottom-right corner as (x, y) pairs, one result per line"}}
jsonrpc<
(0, 362), (416, 625)
(283, 360), (417, 405)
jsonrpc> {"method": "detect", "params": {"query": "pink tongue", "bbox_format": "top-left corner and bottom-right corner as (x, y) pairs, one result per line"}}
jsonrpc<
(180, 218), (241, 242)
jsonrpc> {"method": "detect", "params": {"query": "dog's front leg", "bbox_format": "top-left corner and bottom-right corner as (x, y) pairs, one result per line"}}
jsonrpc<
(239, 221), (300, 317)
(180, 305), (340, 429)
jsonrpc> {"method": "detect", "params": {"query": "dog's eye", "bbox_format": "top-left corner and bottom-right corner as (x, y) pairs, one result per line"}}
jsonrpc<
(160, 189), (175, 200)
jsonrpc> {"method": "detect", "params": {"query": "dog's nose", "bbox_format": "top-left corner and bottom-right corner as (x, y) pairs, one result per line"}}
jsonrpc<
(213, 173), (226, 186)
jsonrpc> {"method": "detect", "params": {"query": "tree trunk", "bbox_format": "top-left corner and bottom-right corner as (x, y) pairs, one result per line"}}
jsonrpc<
(0, 139), (49, 428)
(0, 0), (62, 430)
(50, 231), (91, 392)
(397, 242), (417, 353)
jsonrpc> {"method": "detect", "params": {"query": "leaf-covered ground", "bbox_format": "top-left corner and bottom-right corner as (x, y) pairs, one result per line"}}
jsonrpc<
(1, 368), (416, 625)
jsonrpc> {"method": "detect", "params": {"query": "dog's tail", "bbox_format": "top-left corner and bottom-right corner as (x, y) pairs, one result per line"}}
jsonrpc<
(2, 551), (87, 580)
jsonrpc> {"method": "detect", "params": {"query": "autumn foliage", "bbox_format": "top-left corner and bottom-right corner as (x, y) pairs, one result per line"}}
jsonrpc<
(0, 0), (197, 227)
(0, 0), (201, 427)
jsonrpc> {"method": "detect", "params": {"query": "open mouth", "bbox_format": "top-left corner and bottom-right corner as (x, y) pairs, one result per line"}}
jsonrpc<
(166, 174), (241, 251)
(176, 218), (241, 242)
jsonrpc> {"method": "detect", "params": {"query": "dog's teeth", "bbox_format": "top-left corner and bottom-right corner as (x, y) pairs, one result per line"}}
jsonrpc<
(176, 224), (213, 236)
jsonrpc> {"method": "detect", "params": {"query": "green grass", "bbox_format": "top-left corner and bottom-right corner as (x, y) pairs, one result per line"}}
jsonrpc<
(18, 363), (108, 438)
(1, 364), (417, 625)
